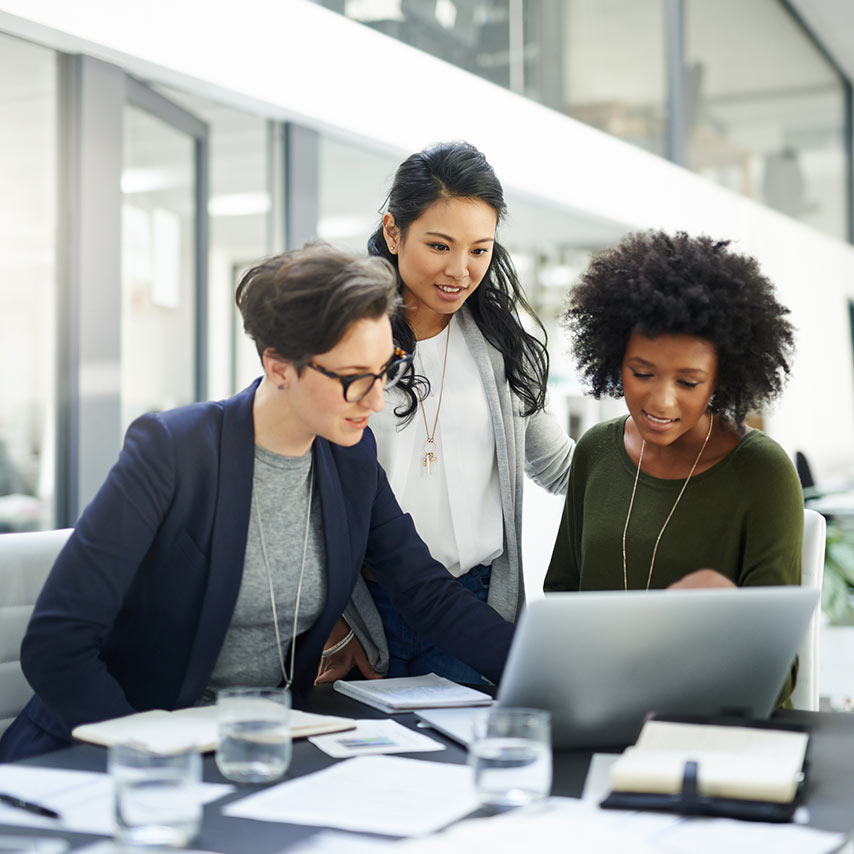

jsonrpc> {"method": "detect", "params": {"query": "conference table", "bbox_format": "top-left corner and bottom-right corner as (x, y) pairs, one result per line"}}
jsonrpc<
(3, 687), (854, 853)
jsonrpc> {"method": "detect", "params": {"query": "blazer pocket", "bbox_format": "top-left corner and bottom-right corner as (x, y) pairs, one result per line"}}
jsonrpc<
(172, 528), (208, 575)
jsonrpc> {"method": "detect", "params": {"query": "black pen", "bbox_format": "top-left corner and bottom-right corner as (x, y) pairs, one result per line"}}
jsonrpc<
(0, 792), (61, 819)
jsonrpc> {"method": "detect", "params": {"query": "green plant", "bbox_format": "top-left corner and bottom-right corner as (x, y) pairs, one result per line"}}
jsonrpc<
(820, 515), (854, 624)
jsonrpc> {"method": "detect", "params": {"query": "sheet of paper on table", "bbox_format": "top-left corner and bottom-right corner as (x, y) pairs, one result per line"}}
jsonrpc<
(279, 831), (400, 853)
(390, 798), (848, 854)
(75, 842), (222, 854)
(223, 755), (479, 836)
(308, 719), (445, 758)
(0, 765), (231, 836)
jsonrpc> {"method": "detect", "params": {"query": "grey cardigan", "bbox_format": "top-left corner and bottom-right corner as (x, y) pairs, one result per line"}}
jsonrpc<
(344, 306), (574, 673)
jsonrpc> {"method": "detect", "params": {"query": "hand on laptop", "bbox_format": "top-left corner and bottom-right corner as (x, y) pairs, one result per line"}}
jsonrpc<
(668, 569), (737, 590)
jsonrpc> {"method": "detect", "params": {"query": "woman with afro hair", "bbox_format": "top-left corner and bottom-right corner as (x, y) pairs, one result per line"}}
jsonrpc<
(544, 230), (802, 607)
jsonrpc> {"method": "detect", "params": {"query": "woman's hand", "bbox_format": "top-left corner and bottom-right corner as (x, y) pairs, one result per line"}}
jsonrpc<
(668, 568), (736, 589)
(315, 617), (382, 683)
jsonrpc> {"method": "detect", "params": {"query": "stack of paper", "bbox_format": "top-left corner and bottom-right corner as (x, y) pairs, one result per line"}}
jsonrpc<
(333, 674), (491, 714)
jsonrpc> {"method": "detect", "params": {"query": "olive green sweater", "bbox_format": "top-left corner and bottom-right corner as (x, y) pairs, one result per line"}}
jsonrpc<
(544, 417), (804, 705)
(545, 417), (803, 592)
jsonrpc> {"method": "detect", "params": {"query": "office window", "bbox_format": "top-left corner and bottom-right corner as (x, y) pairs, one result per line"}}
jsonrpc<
(121, 105), (196, 429)
(318, 134), (399, 252)
(560, 0), (669, 158)
(152, 87), (276, 397)
(0, 34), (57, 531)
(318, 0), (515, 89)
(685, 0), (848, 240)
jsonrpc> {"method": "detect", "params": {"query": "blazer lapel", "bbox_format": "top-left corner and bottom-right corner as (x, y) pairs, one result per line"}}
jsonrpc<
(176, 380), (258, 707)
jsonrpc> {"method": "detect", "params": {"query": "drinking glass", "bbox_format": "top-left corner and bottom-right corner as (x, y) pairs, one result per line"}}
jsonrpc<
(109, 742), (202, 847)
(215, 686), (291, 783)
(468, 706), (552, 810)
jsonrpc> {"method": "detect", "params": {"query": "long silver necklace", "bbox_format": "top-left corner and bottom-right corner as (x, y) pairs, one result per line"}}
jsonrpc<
(253, 455), (313, 690)
(621, 413), (714, 591)
(415, 320), (451, 475)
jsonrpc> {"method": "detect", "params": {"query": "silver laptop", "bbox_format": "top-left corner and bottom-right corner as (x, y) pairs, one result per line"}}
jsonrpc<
(494, 586), (819, 748)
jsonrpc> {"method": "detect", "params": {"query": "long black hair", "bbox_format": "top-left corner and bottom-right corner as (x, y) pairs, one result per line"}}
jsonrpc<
(367, 141), (549, 422)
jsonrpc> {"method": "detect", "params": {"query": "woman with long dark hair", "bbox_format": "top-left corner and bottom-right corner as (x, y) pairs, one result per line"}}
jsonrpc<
(316, 142), (573, 684)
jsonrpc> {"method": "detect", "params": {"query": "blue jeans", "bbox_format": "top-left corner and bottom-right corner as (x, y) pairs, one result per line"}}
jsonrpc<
(366, 564), (492, 685)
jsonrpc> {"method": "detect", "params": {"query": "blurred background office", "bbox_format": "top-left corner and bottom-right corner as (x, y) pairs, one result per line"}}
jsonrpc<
(1, 0), (853, 699)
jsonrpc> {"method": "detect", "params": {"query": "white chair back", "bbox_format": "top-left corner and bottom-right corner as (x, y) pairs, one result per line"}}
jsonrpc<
(790, 509), (826, 711)
(0, 528), (73, 736)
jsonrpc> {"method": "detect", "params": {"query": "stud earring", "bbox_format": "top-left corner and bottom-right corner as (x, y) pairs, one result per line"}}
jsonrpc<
(277, 383), (286, 391)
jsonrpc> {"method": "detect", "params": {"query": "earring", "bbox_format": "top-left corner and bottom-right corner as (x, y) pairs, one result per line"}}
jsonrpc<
(277, 383), (286, 391)
(388, 244), (397, 255)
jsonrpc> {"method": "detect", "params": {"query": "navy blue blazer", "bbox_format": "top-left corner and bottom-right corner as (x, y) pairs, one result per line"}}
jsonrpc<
(1, 380), (513, 759)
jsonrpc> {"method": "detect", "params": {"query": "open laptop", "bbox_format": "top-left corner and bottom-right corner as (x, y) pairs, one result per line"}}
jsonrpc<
(498, 586), (819, 748)
(417, 586), (818, 749)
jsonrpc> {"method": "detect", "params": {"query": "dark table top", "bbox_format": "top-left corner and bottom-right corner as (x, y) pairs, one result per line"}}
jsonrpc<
(3, 689), (854, 853)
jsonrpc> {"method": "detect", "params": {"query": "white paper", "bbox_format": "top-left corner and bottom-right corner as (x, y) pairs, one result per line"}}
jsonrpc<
(580, 752), (621, 803)
(223, 755), (479, 836)
(390, 798), (847, 854)
(279, 830), (401, 853)
(0, 765), (231, 836)
(75, 843), (220, 854)
(309, 720), (445, 758)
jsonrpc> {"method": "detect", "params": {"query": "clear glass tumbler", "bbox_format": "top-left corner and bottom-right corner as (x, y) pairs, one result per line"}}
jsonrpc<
(109, 742), (202, 847)
(468, 706), (552, 810)
(215, 686), (292, 783)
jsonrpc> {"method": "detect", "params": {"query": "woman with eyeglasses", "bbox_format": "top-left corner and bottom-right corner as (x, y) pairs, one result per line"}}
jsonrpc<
(316, 142), (573, 685)
(0, 244), (514, 761)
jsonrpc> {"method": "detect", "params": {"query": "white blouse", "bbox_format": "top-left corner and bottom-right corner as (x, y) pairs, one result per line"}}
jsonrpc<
(370, 316), (503, 577)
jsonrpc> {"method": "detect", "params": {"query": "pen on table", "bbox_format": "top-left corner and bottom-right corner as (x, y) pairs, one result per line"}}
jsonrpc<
(0, 791), (61, 819)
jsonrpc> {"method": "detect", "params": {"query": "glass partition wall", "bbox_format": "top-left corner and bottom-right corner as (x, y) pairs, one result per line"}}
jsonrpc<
(0, 34), (57, 531)
(685, 0), (849, 241)
(316, 0), (852, 243)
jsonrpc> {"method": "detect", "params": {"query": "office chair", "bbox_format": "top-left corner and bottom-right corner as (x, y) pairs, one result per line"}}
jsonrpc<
(0, 527), (72, 736)
(790, 509), (826, 711)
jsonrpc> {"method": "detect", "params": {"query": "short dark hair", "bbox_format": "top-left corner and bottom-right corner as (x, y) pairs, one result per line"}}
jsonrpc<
(236, 243), (399, 371)
(367, 140), (548, 421)
(565, 230), (795, 425)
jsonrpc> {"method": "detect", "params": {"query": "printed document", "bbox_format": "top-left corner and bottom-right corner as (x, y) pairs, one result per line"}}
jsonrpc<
(0, 765), (230, 836)
(223, 755), (478, 836)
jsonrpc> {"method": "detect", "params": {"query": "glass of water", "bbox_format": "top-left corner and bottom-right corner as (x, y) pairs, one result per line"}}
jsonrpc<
(109, 742), (202, 847)
(469, 706), (552, 810)
(215, 686), (291, 783)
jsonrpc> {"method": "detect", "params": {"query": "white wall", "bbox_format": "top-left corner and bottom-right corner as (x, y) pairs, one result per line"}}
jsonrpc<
(1, 0), (853, 481)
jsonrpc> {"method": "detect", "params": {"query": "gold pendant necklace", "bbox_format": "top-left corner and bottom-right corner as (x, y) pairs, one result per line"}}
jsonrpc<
(416, 320), (451, 476)
(621, 413), (714, 590)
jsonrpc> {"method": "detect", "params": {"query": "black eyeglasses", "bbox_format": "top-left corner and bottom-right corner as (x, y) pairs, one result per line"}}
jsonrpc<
(307, 347), (413, 402)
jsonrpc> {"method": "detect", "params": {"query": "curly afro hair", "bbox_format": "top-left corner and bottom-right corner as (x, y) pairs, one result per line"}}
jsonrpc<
(565, 230), (795, 425)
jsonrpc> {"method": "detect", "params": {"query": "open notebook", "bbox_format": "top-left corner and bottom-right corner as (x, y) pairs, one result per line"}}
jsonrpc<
(72, 705), (355, 753)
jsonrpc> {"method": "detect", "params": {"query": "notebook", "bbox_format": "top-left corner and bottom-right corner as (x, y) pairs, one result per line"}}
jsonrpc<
(72, 705), (356, 752)
(333, 674), (491, 714)
(496, 586), (819, 748)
